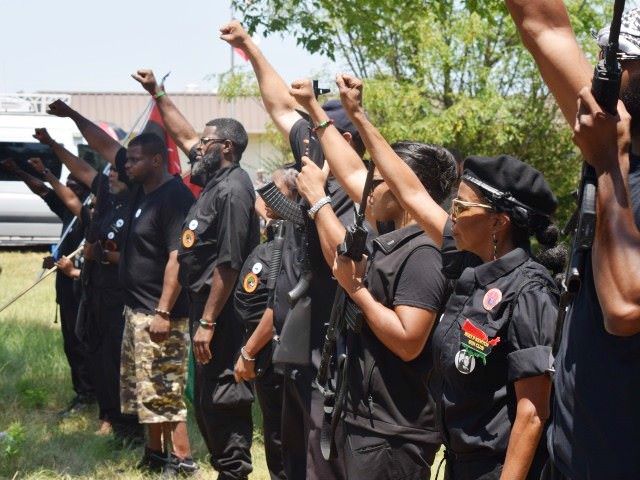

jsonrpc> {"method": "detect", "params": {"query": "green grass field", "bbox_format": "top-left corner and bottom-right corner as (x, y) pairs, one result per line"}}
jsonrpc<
(0, 250), (270, 479)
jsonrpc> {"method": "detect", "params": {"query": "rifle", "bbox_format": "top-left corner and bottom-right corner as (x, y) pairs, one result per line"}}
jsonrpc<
(318, 161), (375, 460)
(556, 0), (625, 353)
(272, 80), (330, 366)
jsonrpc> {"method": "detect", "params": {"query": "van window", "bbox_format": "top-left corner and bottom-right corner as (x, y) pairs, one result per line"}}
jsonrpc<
(0, 142), (61, 181)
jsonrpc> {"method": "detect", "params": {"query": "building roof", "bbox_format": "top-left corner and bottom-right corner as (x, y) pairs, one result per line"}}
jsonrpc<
(65, 92), (269, 134)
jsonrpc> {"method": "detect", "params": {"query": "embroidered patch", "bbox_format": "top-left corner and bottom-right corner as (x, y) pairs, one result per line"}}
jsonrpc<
(181, 229), (196, 248)
(483, 288), (503, 311)
(243, 272), (259, 293)
(252, 262), (263, 275)
(188, 219), (199, 230)
(455, 349), (476, 374)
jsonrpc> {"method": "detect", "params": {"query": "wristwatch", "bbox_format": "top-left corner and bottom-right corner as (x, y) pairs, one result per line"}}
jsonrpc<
(307, 196), (332, 220)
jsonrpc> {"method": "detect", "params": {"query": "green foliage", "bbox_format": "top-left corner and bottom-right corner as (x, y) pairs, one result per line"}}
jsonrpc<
(1, 422), (25, 459)
(231, 0), (610, 224)
(16, 378), (48, 408)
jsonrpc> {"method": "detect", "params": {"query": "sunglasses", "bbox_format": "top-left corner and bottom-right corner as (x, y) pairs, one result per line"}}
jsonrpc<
(450, 198), (493, 217)
(198, 137), (228, 147)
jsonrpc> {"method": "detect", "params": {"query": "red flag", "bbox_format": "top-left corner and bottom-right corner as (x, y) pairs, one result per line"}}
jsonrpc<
(142, 102), (202, 197)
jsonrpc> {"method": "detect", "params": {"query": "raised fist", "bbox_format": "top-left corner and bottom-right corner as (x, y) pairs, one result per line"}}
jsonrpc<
(219, 20), (251, 49)
(289, 79), (316, 111)
(336, 73), (364, 116)
(0, 158), (19, 173)
(33, 128), (54, 146)
(131, 69), (160, 96)
(47, 99), (74, 118)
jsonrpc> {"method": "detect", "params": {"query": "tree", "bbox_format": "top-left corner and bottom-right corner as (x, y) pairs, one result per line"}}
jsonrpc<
(230, 0), (610, 223)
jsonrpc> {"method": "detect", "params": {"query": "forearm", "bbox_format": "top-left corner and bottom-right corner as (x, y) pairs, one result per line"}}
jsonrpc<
(61, 268), (81, 279)
(241, 40), (301, 135)
(157, 251), (183, 314)
(306, 101), (367, 202)
(314, 203), (347, 269)
(45, 172), (83, 218)
(351, 110), (448, 244)
(501, 401), (546, 479)
(68, 110), (121, 165)
(244, 308), (275, 357)
(592, 154), (640, 336)
(16, 170), (49, 196)
(350, 288), (420, 361)
(50, 142), (97, 188)
(152, 93), (199, 155)
(201, 264), (240, 323)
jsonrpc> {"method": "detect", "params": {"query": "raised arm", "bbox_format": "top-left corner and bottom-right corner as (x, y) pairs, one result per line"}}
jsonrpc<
(47, 100), (122, 165)
(505, 0), (593, 125)
(296, 156), (347, 268)
(131, 70), (200, 155)
(0, 158), (50, 197)
(220, 21), (302, 138)
(28, 157), (83, 218)
(337, 74), (449, 246)
(33, 128), (97, 188)
(573, 89), (640, 336)
(289, 78), (368, 203)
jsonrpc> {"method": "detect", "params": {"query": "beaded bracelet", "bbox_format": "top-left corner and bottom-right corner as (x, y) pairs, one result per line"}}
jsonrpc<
(312, 118), (334, 133)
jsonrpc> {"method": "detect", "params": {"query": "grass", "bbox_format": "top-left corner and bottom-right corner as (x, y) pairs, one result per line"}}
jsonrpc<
(0, 250), (270, 479)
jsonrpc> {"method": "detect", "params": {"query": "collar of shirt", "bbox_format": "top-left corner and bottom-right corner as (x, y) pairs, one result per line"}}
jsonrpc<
(473, 247), (529, 286)
(373, 223), (424, 254)
(202, 163), (239, 194)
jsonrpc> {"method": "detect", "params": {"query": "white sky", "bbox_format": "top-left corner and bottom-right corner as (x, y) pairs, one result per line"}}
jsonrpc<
(0, 0), (331, 93)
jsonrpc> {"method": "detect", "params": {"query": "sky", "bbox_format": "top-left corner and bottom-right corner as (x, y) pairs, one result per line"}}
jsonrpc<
(0, 0), (332, 93)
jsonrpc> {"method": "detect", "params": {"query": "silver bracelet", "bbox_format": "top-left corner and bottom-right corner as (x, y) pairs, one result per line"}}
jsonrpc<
(240, 346), (256, 362)
(307, 195), (332, 220)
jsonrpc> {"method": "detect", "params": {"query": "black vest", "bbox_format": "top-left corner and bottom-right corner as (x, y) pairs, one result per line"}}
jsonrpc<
(343, 224), (441, 444)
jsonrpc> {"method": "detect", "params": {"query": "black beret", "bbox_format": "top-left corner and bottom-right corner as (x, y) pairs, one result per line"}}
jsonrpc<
(322, 99), (358, 137)
(462, 155), (557, 218)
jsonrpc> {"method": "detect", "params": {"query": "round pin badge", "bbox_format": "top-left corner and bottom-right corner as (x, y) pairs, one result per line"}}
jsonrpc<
(483, 288), (503, 311)
(135, 208), (142, 218)
(189, 219), (199, 230)
(455, 349), (476, 375)
(107, 232), (115, 240)
(181, 229), (196, 248)
(252, 262), (263, 275)
(115, 219), (124, 228)
(243, 272), (259, 293)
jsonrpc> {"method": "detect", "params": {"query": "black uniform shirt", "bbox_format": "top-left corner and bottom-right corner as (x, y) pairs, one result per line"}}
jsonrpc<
(178, 163), (259, 295)
(270, 119), (358, 367)
(432, 220), (558, 459)
(549, 153), (640, 479)
(234, 240), (272, 336)
(115, 148), (194, 317)
(43, 190), (85, 305)
(344, 224), (445, 444)
(83, 173), (129, 291)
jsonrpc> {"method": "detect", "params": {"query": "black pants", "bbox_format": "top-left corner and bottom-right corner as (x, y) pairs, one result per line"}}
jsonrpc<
(84, 290), (139, 431)
(338, 422), (439, 480)
(255, 367), (286, 480)
(281, 365), (345, 480)
(59, 298), (94, 398)
(539, 460), (569, 480)
(189, 300), (253, 480)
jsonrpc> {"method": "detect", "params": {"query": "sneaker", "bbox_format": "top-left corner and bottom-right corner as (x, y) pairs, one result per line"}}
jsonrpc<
(136, 446), (167, 472)
(57, 394), (95, 418)
(162, 453), (199, 477)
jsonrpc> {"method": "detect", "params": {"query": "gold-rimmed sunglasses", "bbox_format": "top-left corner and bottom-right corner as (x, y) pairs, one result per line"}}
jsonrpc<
(450, 198), (494, 217)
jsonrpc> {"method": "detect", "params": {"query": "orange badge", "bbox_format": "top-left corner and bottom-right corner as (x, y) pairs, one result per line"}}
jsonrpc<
(243, 272), (259, 293)
(181, 229), (196, 248)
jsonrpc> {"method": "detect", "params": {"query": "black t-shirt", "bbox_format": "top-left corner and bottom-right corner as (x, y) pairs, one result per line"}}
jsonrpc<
(116, 148), (194, 317)
(344, 224), (445, 445)
(432, 220), (558, 472)
(178, 163), (259, 295)
(549, 154), (640, 479)
(43, 190), (85, 306)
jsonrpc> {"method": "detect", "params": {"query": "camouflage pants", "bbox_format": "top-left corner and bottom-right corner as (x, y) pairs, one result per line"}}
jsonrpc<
(120, 307), (188, 424)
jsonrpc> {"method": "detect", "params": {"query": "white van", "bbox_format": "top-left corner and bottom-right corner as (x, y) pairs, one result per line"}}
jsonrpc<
(0, 94), (82, 246)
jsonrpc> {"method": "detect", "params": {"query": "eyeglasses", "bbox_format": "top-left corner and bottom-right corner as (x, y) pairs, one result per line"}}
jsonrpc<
(451, 198), (493, 217)
(198, 137), (227, 147)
